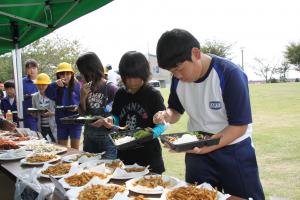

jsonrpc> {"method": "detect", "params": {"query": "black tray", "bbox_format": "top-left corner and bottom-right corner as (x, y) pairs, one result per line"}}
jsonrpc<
(160, 132), (220, 152)
(109, 129), (153, 150)
(60, 114), (104, 125)
(56, 105), (77, 111)
(27, 108), (48, 113)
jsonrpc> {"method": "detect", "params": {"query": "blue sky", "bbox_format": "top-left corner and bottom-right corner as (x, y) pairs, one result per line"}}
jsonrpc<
(51, 0), (300, 80)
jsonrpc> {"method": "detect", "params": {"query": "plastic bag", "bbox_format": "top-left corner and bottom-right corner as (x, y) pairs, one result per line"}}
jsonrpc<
(14, 168), (53, 200)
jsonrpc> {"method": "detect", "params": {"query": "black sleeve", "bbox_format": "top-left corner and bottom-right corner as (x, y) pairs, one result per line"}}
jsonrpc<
(168, 76), (185, 114)
(152, 89), (166, 113)
(111, 89), (122, 116)
(106, 83), (118, 103)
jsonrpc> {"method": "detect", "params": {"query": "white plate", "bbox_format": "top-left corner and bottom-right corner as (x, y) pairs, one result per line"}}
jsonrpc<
(0, 149), (31, 161)
(112, 164), (149, 180)
(160, 183), (230, 200)
(20, 154), (61, 165)
(126, 175), (181, 195)
(22, 143), (67, 154)
(79, 159), (123, 170)
(62, 153), (102, 163)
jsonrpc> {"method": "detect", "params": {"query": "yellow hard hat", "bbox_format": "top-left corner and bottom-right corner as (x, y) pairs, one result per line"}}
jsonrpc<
(35, 73), (51, 85)
(56, 62), (74, 74)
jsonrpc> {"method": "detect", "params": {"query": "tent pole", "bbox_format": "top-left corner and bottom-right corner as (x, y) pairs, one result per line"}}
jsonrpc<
(12, 45), (24, 127)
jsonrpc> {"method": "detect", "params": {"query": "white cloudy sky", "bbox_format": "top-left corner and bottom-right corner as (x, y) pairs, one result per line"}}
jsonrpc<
(51, 0), (300, 80)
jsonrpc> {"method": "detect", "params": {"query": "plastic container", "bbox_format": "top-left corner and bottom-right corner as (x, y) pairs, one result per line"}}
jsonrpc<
(5, 109), (13, 122)
(109, 129), (153, 150)
(160, 132), (220, 152)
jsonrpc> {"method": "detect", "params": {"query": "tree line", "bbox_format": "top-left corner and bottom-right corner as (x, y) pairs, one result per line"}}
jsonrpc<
(0, 36), (299, 83)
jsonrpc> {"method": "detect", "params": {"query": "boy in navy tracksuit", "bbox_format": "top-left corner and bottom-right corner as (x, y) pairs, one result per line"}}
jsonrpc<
(0, 80), (18, 124)
(154, 29), (264, 199)
(23, 59), (38, 131)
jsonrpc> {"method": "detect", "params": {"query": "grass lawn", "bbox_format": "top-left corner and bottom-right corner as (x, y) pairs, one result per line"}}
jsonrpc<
(160, 82), (300, 199)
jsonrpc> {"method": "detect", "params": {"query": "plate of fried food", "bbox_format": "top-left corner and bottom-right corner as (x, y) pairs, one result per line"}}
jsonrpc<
(20, 153), (61, 165)
(0, 138), (20, 152)
(58, 164), (111, 189)
(66, 181), (128, 200)
(38, 162), (78, 179)
(112, 163), (149, 180)
(126, 175), (183, 195)
(160, 183), (230, 200)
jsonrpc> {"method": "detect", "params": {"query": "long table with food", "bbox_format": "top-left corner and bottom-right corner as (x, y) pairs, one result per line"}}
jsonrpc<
(0, 129), (244, 200)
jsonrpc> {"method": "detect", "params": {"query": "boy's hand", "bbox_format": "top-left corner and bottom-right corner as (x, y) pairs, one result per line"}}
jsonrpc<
(80, 82), (91, 99)
(42, 111), (54, 117)
(89, 119), (104, 128)
(153, 110), (167, 124)
(186, 134), (222, 154)
(68, 106), (78, 112)
(103, 117), (113, 129)
(56, 78), (66, 87)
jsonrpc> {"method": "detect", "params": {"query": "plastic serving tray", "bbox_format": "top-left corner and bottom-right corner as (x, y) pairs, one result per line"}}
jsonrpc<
(109, 129), (153, 150)
(160, 132), (220, 152)
(60, 114), (104, 125)
(27, 108), (48, 113)
(55, 105), (77, 111)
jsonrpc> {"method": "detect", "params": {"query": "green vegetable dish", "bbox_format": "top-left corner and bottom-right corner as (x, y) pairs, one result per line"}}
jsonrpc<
(133, 130), (151, 139)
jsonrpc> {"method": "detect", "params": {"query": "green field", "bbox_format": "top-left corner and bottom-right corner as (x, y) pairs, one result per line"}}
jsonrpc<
(160, 82), (300, 200)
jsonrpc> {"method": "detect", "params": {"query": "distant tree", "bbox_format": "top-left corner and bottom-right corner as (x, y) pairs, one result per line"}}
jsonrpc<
(0, 54), (14, 82)
(284, 42), (300, 71)
(0, 35), (85, 81)
(253, 57), (277, 83)
(201, 40), (232, 58)
(276, 61), (291, 82)
(22, 35), (85, 79)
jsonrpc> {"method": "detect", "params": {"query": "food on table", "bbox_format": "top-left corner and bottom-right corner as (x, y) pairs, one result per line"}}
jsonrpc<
(0, 139), (20, 150)
(105, 160), (123, 170)
(25, 143), (66, 153)
(12, 136), (30, 141)
(133, 176), (171, 188)
(166, 185), (217, 200)
(78, 184), (125, 200)
(70, 153), (98, 162)
(133, 130), (151, 139)
(133, 195), (149, 200)
(26, 154), (57, 163)
(124, 167), (145, 173)
(64, 172), (108, 187)
(41, 163), (71, 176)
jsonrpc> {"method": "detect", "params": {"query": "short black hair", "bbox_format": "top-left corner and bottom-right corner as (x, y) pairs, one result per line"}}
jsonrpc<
(156, 28), (200, 70)
(25, 59), (38, 68)
(118, 51), (150, 83)
(76, 52), (104, 83)
(4, 80), (15, 89)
